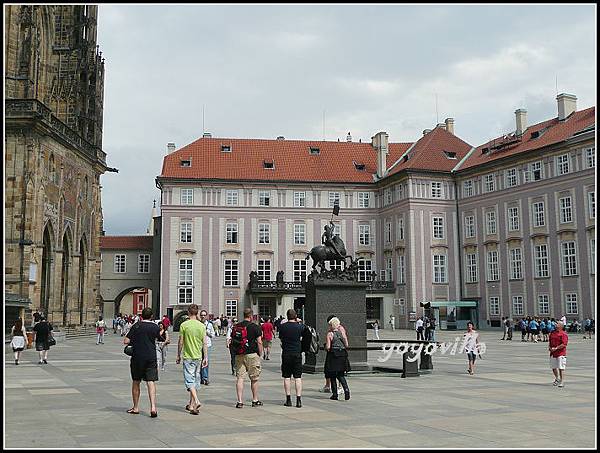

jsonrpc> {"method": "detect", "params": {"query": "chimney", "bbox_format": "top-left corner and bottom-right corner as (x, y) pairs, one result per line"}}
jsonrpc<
(557, 93), (577, 121)
(371, 131), (389, 179)
(202, 132), (212, 138)
(444, 118), (455, 135)
(437, 123), (446, 130)
(346, 132), (352, 142)
(422, 129), (432, 136)
(515, 109), (527, 136)
(167, 142), (176, 154)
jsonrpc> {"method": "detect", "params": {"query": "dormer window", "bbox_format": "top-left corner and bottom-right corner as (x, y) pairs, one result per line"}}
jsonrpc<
(180, 159), (191, 167)
(221, 145), (231, 153)
(263, 160), (274, 169)
(481, 147), (490, 155)
(443, 151), (457, 159)
(402, 155), (409, 163)
(353, 161), (365, 171)
(309, 147), (320, 155)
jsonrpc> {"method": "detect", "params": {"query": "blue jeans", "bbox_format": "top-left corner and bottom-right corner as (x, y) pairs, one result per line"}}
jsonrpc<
(183, 359), (202, 391)
(201, 346), (211, 381)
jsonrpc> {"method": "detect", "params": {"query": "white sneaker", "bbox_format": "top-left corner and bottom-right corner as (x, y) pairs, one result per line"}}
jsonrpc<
(553, 378), (560, 386)
(558, 381), (564, 388)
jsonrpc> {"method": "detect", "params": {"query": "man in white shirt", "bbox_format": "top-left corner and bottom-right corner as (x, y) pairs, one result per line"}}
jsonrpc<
(415, 317), (424, 340)
(389, 315), (396, 331)
(199, 310), (215, 385)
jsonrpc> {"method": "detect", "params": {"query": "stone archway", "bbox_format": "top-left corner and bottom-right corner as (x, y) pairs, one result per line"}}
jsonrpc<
(78, 236), (87, 325)
(60, 231), (72, 326)
(40, 222), (54, 315)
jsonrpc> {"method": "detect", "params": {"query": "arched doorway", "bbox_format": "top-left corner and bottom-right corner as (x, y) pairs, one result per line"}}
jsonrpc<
(78, 237), (86, 325)
(60, 233), (71, 326)
(40, 224), (53, 315)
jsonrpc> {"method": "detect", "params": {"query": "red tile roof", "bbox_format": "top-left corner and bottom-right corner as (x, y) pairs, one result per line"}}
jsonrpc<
(100, 236), (153, 250)
(387, 126), (473, 176)
(459, 107), (595, 171)
(159, 138), (413, 184)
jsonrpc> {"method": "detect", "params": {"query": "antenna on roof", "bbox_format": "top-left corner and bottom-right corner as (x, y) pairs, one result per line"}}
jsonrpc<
(202, 104), (205, 133)
(435, 92), (439, 124)
(555, 75), (558, 97)
(322, 109), (325, 141)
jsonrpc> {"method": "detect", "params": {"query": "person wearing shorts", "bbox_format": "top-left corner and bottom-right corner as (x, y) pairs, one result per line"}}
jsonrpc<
(463, 321), (480, 375)
(549, 321), (568, 388)
(261, 317), (274, 360)
(124, 307), (161, 417)
(278, 309), (306, 408)
(232, 308), (263, 408)
(176, 304), (208, 415)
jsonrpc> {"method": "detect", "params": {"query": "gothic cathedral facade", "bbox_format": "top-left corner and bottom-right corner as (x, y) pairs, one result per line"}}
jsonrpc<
(5, 5), (110, 329)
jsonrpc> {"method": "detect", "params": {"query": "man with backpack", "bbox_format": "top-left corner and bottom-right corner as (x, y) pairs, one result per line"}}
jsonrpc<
(278, 309), (308, 408)
(230, 308), (263, 408)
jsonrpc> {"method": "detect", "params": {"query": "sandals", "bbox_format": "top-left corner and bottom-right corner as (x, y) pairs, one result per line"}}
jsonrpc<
(150, 411), (158, 418)
(251, 400), (263, 407)
(126, 408), (140, 414)
(235, 402), (244, 408)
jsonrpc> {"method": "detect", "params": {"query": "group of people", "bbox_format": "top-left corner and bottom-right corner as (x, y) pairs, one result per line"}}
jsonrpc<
(9, 314), (54, 365)
(498, 315), (593, 343)
(122, 304), (352, 417)
(415, 316), (437, 341)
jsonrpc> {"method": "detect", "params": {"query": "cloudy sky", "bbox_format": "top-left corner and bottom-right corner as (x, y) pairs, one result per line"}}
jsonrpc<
(97, 4), (596, 235)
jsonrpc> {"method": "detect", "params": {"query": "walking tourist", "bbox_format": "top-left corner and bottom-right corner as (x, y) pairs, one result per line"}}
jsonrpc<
(10, 318), (28, 365)
(429, 317), (437, 342)
(161, 314), (171, 332)
(389, 314), (396, 331)
(320, 314), (344, 395)
(261, 317), (274, 360)
(278, 309), (306, 408)
(372, 319), (380, 340)
(505, 317), (513, 341)
(156, 321), (170, 371)
(33, 316), (53, 364)
(124, 307), (161, 417)
(213, 316), (221, 337)
(500, 317), (507, 340)
(529, 317), (539, 343)
(96, 316), (106, 345)
(549, 321), (568, 388)
(463, 321), (480, 375)
(231, 308), (263, 408)
(221, 315), (229, 336)
(225, 318), (237, 375)
(176, 304), (208, 415)
(416, 316), (424, 341)
(199, 309), (215, 385)
(325, 316), (350, 401)
(520, 318), (527, 342)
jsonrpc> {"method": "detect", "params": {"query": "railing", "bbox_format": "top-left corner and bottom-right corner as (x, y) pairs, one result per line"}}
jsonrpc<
(5, 99), (106, 166)
(248, 279), (395, 292)
(367, 281), (395, 291)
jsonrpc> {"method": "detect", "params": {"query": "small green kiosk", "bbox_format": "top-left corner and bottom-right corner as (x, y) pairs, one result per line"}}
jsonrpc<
(430, 300), (479, 330)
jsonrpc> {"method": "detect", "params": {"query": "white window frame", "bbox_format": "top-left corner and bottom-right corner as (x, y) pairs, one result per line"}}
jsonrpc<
(293, 224), (306, 245)
(533, 202), (545, 227)
(357, 259), (373, 282)
(359, 224), (371, 246)
(505, 168), (518, 188)
(463, 180), (474, 197)
(489, 297), (500, 316)
(556, 154), (570, 176)
(224, 259), (239, 286)
(257, 259), (271, 282)
(561, 241), (577, 276)
(486, 211), (497, 235)
(466, 253), (478, 283)
(559, 196), (573, 223)
(180, 222), (192, 243)
(591, 238), (595, 274)
(432, 216), (445, 239)
(293, 259), (307, 282)
(358, 192), (370, 208)
(509, 248), (523, 280)
(431, 181), (442, 198)
(464, 215), (475, 238)
(226, 189), (239, 206)
(534, 244), (549, 278)
(524, 161), (543, 182)
(487, 250), (499, 281)
(385, 222), (392, 243)
(329, 191), (341, 208)
(432, 254), (447, 284)
(397, 255), (405, 284)
(114, 254), (126, 273)
(259, 190), (271, 207)
(565, 293), (578, 315)
(225, 300), (238, 317)
(138, 254), (150, 274)
(258, 223), (270, 244)
(385, 257), (393, 282)
(178, 258), (193, 304)
(294, 191), (306, 207)
(538, 294), (550, 316)
(512, 296), (524, 316)
(397, 218), (404, 241)
(484, 174), (495, 193)
(384, 188), (393, 205)
(586, 147), (595, 168)
(226, 222), (238, 244)
(588, 192), (595, 219)
(508, 206), (520, 231)
(180, 188), (193, 205)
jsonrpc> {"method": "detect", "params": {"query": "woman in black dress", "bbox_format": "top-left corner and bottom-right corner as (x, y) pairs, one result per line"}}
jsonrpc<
(325, 317), (350, 401)
(33, 316), (53, 364)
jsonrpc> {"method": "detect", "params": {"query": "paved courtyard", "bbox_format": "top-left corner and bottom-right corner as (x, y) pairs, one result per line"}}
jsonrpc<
(4, 328), (596, 448)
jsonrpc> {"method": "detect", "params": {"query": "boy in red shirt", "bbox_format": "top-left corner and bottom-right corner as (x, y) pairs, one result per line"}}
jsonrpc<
(548, 320), (568, 388)
(261, 318), (274, 360)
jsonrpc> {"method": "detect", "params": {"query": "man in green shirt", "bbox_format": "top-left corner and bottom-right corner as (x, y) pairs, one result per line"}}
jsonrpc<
(176, 304), (208, 415)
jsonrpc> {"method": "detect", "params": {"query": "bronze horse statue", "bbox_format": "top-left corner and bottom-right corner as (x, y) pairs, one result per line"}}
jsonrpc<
(305, 236), (353, 273)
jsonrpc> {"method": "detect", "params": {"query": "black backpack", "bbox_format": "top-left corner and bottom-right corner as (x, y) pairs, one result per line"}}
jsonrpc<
(301, 325), (319, 354)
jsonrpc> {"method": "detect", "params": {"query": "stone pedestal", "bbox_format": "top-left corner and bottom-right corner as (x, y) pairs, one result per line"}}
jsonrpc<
(303, 275), (370, 373)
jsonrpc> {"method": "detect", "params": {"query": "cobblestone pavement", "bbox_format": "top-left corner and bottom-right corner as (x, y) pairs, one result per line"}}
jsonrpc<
(4, 328), (596, 448)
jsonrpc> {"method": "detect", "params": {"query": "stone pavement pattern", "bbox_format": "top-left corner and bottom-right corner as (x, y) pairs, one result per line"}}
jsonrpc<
(4, 329), (596, 448)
